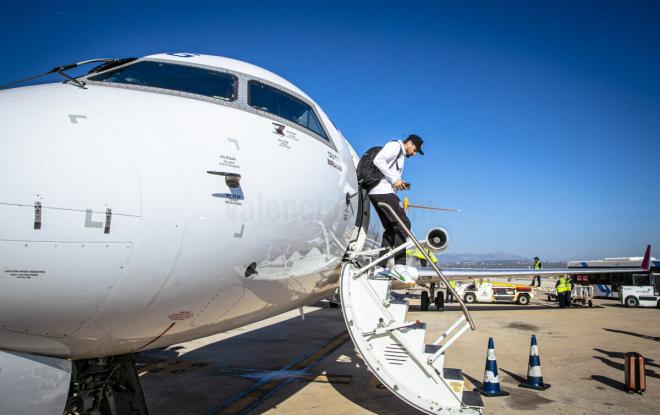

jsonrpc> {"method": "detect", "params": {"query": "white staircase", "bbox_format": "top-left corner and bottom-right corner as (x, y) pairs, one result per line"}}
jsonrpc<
(339, 202), (483, 415)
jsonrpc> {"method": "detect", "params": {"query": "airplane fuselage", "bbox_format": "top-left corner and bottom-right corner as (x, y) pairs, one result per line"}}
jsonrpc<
(0, 54), (366, 359)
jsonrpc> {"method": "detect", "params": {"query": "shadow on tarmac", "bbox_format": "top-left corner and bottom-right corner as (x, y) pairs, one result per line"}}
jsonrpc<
(593, 350), (660, 381)
(137, 303), (417, 415)
(408, 304), (559, 312)
(594, 348), (660, 368)
(463, 371), (555, 411)
(408, 300), (604, 313)
(591, 375), (626, 392)
(499, 368), (527, 384)
(603, 328), (660, 342)
(462, 372), (483, 390)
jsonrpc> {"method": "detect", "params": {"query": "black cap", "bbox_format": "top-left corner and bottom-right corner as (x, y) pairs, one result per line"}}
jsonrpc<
(534, 256), (539, 260)
(406, 134), (424, 155)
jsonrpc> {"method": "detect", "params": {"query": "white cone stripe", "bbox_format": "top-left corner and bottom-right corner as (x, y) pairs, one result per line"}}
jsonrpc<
(484, 370), (499, 383)
(528, 365), (542, 377)
(530, 345), (539, 356)
(487, 349), (496, 360)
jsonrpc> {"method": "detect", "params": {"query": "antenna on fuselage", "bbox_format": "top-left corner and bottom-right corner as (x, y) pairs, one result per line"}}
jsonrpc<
(403, 197), (461, 213)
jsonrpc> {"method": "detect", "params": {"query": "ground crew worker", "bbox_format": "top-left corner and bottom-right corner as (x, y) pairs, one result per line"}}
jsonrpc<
(565, 275), (574, 307)
(446, 279), (456, 303)
(555, 275), (570, 308)
(406, 245), (437, 267)
(531, 256), (542, 287)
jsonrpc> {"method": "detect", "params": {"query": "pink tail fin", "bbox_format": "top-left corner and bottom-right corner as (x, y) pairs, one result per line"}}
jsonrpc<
(641, 245), (651, 271)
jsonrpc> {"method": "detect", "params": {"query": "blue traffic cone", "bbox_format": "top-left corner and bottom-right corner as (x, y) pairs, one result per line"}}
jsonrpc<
(519, 335), (551, 390)
(476, 337), (509, 397)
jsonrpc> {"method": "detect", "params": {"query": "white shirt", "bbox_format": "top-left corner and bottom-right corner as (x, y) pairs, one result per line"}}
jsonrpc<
(369, 140), (405, 195)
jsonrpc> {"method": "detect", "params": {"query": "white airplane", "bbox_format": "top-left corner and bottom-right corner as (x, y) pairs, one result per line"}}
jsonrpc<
(0, 53), (650, 415)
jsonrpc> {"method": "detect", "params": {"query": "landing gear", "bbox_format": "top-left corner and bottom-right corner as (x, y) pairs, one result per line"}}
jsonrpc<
(64, 354), (148, 415)
(421, 290), (430, 311)
(420, 283), (445, 312)
(327, 290), (340, 308)
(435, 291), (445, 311)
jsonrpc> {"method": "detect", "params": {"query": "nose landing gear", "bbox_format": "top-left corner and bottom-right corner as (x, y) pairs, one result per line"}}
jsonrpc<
(420, 283), (445, 311)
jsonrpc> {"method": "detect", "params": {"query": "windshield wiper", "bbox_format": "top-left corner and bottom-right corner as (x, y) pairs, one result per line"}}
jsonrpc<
(87, 58), (137, 74)
(0, 58), (136, 90)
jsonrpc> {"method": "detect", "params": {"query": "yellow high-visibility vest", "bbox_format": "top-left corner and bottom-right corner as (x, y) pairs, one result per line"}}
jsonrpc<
(449, 280), (456, 289)
(534, 260), (542, 270)
(406, 246), (438, 264)
(556, 277), (570, 293)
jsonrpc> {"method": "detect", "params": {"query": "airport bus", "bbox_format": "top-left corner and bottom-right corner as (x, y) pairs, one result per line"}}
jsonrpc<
(567, 257), (660, 298)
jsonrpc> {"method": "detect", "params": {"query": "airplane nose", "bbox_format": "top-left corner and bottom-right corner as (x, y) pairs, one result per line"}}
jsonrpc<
(0, 87), (143, 343)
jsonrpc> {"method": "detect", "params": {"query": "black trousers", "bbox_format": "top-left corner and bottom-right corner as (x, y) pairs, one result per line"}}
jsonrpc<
(558, 292), (567, 308)
(369, 193), (411, 266)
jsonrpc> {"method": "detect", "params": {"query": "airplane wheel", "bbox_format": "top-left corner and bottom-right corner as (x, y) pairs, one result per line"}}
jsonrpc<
(421, 291), (430, 311)
(435, 292), (444, 311)
(464, 292), (476, 304)
(624, 296), (639, 308)
(588, 300), (593, 308)
(517, 294), (530, 305)
(329, 302), (339, 308)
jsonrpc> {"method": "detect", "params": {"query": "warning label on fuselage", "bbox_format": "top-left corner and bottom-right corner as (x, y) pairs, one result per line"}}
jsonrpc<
(3, 269), (46, 279)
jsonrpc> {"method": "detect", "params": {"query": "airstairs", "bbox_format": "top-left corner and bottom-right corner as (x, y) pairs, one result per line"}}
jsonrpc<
(340, 203), (484, 415)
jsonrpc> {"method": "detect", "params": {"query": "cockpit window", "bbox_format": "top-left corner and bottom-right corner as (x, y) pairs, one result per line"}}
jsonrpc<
(88, 60), (237, 101)
(248, 80), (328, 140)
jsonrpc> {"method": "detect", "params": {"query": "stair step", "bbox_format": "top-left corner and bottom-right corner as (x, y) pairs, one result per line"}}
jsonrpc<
(443, 367), (463, 381)
(461, 390), (485, 408)
(424, 344), (442, 354)
(340, 262), (481, 414)
(366, 277), (391, 299)
(386, 299), (409, 323)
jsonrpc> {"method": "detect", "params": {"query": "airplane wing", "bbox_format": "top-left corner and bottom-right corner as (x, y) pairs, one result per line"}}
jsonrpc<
(415, 244), (651, 284)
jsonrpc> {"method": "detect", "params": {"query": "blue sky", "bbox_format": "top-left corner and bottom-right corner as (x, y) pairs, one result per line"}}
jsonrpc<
(2, 1), (658, 260)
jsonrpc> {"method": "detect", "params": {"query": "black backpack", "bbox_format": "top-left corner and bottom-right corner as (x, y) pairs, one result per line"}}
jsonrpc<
(357, 141), (403, 191)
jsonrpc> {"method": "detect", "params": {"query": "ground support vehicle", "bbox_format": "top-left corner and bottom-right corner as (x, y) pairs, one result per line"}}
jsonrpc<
(570, 286), (594, 307)
(454, 281), (533, 305)
(620, 283), (660, 308)
(544, 285), (593, 307)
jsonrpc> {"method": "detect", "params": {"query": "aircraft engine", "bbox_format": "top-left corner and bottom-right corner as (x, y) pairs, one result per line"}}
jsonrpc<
(425, 227), (449, 251)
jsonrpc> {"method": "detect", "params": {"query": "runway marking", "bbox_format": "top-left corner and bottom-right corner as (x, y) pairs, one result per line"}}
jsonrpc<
(207, 330), (351, 415)
(138, 359), (209, 376)
(215, 367), (352, 385)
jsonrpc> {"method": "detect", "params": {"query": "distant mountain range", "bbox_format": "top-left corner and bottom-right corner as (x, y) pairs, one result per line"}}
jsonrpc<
(439, 252), (529, 262)
(437, 252), (566, 268)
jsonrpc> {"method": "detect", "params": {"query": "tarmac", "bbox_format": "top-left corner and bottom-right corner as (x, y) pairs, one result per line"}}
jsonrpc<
(137, 294), (660, 415)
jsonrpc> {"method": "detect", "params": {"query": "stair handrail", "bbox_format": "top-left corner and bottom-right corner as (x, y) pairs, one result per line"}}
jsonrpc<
(432, 315), (466, 346)
(377, 202), (476, 330)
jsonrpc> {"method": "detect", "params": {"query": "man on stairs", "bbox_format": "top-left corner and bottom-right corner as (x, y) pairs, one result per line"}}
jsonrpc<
(368, 134), (425, 286)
